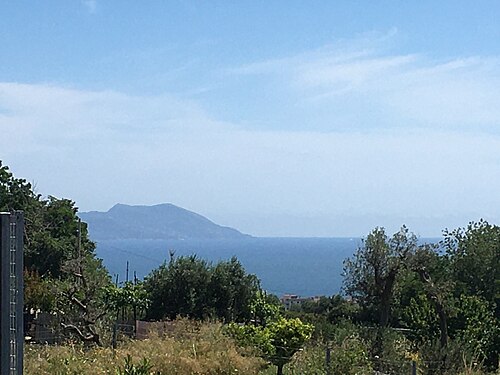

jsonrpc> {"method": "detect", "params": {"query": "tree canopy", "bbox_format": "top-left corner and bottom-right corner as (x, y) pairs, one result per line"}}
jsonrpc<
(1, 161), (110, 344)
(343, 226), (418, 326)
(144, 254), (260, 322)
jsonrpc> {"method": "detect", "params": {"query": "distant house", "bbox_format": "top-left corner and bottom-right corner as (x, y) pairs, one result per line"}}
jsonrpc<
(280, 294), (321, 311)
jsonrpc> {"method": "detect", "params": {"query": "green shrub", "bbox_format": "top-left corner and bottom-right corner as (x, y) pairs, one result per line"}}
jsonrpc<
(116, 354), (154, 375)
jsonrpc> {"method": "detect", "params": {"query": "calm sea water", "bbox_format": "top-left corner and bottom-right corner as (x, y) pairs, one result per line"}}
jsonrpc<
(95, 237), (362, 297)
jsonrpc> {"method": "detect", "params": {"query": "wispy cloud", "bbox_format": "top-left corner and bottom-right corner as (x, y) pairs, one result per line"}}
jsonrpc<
(82, 0), (97, 14)
(2, 31), (500, 236)
(232, 31), (500, 132)
(1, 81), (499, 236)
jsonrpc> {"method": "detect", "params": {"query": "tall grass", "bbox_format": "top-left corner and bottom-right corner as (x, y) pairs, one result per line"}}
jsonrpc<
(25, 320), (266, 375)
(24, 319), (498, 374)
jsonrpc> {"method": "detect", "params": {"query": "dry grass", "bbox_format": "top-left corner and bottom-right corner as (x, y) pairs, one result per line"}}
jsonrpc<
(23, 320), (499, 374)
(24, 320), (266, 375)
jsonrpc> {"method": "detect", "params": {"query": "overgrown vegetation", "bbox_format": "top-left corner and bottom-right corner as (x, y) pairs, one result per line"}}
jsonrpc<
(291, 224), (499, 373)
(24, 320), (266, 375)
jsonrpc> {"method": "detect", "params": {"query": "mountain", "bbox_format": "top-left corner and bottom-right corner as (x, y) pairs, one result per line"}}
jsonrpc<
(79, 203), (249, 240)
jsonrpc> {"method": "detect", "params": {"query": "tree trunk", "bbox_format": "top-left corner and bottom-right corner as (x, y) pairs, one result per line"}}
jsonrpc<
(379, 295), (391, 327)
(434, 298), (448, 349)
(276, 363), (284, 375)
(379, 271), (397, 327)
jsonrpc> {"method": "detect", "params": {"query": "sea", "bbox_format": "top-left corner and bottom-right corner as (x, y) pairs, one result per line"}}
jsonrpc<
(94, 237), (363, 297)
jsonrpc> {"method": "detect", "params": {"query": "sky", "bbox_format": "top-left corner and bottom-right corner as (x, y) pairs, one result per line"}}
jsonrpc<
(1, 1), (500, 237)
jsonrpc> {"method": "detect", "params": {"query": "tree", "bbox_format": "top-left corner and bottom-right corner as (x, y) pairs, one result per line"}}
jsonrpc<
(0, 161), (41, 214)
(343, 226), (418, 327)
(1, 161), (111, 344)
(227, 317), (313, 375)
(449, 295), (499, 367)
(267, 317), (314, 375)
(250, 290), (281, 326)
(104, 281), (150, 322)
(209, 256), (260, 322)
(25, 197), (95, 278)
(407, 244), (452, 349)
(440, 220), (500, 369)
(145, 255), (212, 320)
(443, 220), (500, 309)
(56, 255), (111, 345)
(298, 294), (358, 322)
(145, 254), (260, 322)
(1, 162), (95, 278)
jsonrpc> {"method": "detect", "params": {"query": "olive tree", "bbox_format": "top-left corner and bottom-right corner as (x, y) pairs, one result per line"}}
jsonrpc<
(343, 226), (418, 327)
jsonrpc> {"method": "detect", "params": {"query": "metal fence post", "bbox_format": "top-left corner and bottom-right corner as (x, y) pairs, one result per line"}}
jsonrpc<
(0, 212), (24, 375)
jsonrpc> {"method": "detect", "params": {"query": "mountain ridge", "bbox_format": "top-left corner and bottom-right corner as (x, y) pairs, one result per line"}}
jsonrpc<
(79, 203), (250, 241)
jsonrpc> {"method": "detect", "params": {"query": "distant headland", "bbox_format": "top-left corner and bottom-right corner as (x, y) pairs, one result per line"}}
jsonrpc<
(79, 203), (250, 241)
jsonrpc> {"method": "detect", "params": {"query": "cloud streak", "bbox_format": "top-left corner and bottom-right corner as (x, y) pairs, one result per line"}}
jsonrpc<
(82, 0), (97, 14)
(1, 81), (499, 236)
(231, 32), (500, 132)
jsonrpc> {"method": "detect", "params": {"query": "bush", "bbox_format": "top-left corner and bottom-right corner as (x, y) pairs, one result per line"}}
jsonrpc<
(116, 354), (155, 375)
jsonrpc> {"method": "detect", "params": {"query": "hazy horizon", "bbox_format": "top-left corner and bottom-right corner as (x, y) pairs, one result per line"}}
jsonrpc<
(2, 2), (499, 237)
(82, 202), (456, 238)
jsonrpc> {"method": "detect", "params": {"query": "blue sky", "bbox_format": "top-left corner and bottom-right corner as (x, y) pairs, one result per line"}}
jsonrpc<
(2, 1), (500, 236)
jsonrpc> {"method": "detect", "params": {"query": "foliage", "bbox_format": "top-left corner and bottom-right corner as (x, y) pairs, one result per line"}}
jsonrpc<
(443, 220), (500, 308)
(145, 255), (211, 320)
(5, 160), (500, 372)
(145, 255), (259, 322)
(443, 220), (500, 369)
(24, 269), (57, 312)
(55, 255), (112, 345)
(227, 317), (314, 375)
(328, 334), (373, 375)
(343, 226), (419, 326)
(294, 294), (359, 323)
(1, 161), (111, 344)
(25, 196), (96, 278)
(274, 344), (326, 375)
(104, 281), (150, 321)
(25, 320), (266, 375)
(24, 320), (497, 375)
(401, 293), (440, 345)
(225, 322), (275, 356)
(250, 290), (282, 326)
(116, 354), (155, 375)
(404, 244), (453, 350)
(1, 161), (96, 278)
(449, 295), (499, 368)
(209, 257), (261, 322)
(0, 160), (42, 221)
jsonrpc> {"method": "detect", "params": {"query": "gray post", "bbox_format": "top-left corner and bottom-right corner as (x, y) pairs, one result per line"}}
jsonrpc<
(0, 213), (8, 374)
(0, 212), (24, 375)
